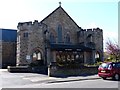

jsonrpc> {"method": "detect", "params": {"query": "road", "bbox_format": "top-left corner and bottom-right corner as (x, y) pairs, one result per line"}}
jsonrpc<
(1, 69), (119, 88)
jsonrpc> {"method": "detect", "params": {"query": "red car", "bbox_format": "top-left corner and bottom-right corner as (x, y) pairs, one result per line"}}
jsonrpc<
(98, 62), (120, 80)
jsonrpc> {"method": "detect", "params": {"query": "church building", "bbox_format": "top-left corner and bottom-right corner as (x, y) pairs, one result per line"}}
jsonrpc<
(17, 4), (103, 66)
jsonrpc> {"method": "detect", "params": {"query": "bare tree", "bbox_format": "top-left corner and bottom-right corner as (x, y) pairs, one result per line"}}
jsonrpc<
(106, 39), (120, 62)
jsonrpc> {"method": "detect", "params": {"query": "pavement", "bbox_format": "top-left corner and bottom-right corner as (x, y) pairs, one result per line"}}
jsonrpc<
(1, 69), (101, 84)
(47, 75), (101, 83)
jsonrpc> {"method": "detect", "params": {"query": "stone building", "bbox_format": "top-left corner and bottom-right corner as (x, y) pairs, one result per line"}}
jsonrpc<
(17, 5), (103, 66)
(0, 29), (17, 68)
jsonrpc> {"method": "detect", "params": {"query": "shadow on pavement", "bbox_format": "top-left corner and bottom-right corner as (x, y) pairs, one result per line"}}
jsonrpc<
(47, 77), (101, 83)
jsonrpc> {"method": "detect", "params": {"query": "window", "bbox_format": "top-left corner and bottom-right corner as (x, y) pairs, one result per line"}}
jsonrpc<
(23, 32), (28, 37)
(57, 24), (62, 43)
(33, 53), (37, 58)
(65, 33), (70, 43)
(37, 52), (41, 60)
(50, 33), (56, 43)
(33, 52), (42, 60)
(87, 34), (93, 42)
(75, 54), (79, 59)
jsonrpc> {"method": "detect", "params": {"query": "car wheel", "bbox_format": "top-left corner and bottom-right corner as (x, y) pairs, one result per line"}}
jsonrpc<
(102, 77), (106, 80)
(114, 74), (120, 81)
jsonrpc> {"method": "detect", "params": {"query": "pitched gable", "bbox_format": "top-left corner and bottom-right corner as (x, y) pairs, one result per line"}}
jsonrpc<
(41, 6), (81, 44)
(41, 6), (81, 29)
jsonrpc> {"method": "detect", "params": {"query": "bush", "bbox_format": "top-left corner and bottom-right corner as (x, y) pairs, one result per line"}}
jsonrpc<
(29, 60), (44, 67)
(96, 58), (101, 62)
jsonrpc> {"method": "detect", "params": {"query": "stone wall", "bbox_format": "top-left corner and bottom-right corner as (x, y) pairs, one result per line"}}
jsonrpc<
(78, 28), (103, 62)
(17, 21), (47, 65)
(42, 7), (80, 44)
(48, 65), (98, 77)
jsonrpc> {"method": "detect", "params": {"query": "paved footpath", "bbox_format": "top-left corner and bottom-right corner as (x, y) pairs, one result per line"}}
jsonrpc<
(1, 69), (101, 84)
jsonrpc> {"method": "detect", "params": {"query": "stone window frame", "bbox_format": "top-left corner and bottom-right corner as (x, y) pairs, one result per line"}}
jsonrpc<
(23, 32), (28, 38)
(86, 34), (93, 42)
(65, 32), (71, 44)
(32, 50), (42, 61)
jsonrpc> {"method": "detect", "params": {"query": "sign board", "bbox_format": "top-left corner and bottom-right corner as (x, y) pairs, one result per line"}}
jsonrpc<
(26, 55), (31, 60)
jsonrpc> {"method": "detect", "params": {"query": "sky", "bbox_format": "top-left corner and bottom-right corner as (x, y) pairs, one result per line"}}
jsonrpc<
(0, 0), (119, 50)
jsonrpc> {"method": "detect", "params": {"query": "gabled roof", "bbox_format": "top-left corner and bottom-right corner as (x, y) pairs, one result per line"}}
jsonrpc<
(41, 6), (81, 29)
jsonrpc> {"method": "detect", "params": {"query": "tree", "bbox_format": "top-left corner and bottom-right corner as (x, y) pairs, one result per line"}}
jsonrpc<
(106, 39), (120, 62)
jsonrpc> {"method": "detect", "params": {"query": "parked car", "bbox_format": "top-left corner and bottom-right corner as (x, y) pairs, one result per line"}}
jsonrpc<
(98, 62), (120, 80)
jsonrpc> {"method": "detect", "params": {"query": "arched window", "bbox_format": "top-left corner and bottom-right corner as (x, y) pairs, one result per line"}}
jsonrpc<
(65, 33), (70, 43)
(50, 33), (56, 43)
(87, 34), (93, 42)
(95, 51), (101, 62)
(57, 24), (62, 43)
(32, 50), (42, 61)
(37, 52), (41, 60)
(33, 53), (37, 58)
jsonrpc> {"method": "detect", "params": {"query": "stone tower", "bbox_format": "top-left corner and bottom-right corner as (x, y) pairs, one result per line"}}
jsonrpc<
(17, 21), (47, 65)
(78, 28), (103, 63)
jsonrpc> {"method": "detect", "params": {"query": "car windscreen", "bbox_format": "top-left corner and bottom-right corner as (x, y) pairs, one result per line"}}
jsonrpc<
(99, 63), (110, 69)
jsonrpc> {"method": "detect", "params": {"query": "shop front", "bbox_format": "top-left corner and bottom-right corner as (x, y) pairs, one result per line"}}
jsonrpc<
(50, 44), (94, 65)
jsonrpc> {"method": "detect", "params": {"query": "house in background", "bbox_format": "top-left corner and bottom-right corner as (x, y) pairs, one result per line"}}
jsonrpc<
(0, 29), (17, 68)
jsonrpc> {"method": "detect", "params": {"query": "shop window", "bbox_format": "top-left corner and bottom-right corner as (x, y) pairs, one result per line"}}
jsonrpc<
(67, 55), (70, 61)
(71, 55), (74, 61)
(75, 54), (79, 59)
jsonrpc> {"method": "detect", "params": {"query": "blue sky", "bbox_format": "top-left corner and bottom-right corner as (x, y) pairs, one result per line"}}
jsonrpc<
(0, 0), (119, 50)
